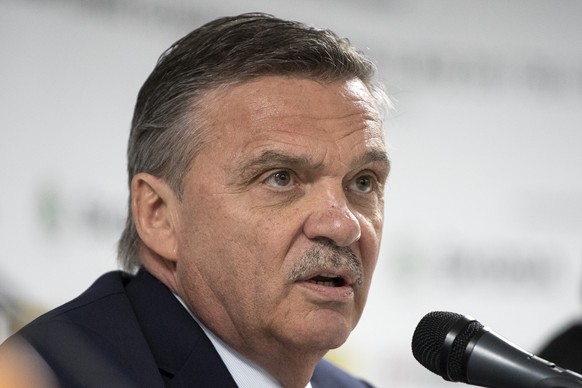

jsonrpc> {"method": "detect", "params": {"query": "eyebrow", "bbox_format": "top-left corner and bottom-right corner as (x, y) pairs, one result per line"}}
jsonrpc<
(233, 150), (314, 183)
(233, 148), (390, 185)
(351, 149), (391, 173)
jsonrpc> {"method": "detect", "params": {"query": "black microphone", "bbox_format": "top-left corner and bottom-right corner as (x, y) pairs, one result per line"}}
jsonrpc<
(411, 311), (582, 388)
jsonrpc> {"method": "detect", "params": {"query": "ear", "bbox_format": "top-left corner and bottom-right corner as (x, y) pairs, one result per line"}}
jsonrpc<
(131, 173), (180, 262)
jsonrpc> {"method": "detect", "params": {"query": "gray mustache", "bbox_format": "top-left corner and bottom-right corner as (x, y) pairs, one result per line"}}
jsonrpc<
(289, 240), (364, 287)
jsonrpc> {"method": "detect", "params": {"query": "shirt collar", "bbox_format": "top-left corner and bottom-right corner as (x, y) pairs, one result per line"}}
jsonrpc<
(174, 294), (312, 388)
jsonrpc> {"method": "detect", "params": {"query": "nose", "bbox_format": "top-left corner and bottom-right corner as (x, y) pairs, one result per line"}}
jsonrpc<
(302, 186), (361, 247)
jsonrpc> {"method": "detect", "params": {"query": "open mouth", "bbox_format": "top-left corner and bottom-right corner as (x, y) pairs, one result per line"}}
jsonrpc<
(307, 274), (347, 287)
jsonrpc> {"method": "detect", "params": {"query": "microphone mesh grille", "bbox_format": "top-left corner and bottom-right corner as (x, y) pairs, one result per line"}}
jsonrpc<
(448, 320), (483, 382)
(411, 311), (464, 375)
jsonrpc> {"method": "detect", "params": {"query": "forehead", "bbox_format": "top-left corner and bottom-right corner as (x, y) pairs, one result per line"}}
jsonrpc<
(197, 76), (386, 160)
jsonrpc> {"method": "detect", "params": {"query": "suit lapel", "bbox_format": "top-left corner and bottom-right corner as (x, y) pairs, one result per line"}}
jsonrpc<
(126, 270), (238, 387)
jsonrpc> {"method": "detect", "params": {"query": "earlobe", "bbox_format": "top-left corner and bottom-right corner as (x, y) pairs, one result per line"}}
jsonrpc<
(131, 173), (179, 262)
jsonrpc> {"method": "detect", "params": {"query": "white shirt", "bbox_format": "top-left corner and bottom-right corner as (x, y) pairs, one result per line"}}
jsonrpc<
(174, 295), (313, 388)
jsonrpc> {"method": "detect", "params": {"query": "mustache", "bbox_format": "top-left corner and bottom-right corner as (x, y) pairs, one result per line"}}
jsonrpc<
(289, 239), (364, 287)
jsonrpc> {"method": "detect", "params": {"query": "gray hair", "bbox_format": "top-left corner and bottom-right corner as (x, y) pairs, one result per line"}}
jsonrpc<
(118, 12), (389, 273)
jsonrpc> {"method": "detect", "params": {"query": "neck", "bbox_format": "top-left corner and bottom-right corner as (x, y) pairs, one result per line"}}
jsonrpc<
(224, 326), (328, 388)
(247, 345), (324, 388)
(197, 310), (326, 387)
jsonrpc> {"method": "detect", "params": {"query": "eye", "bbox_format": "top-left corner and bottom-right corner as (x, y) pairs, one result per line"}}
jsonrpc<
(264, 170), (294, 189)
(348, 174), (374, 193)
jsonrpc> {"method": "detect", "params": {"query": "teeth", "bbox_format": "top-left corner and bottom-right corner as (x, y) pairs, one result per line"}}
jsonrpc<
(308, 274), (345, 287)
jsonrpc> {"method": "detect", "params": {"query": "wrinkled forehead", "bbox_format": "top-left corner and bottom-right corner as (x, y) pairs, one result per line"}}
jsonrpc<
(188, 76), (388, 172)
(197, 76), (384, 138)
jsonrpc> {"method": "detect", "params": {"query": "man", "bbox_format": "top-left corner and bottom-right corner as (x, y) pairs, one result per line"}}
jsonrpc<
(0, 12), (390, 387)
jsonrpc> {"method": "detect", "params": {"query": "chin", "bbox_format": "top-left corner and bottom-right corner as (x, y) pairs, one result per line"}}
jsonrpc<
(304, 327), (351, 351)
(286, 310), (356, 351)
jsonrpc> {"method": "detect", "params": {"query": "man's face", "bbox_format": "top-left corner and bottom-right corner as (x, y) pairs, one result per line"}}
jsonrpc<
(173, 76), (389, 355)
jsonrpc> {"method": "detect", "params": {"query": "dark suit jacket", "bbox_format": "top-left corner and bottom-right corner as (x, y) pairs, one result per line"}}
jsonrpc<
(538, 322), (582, 375)
(13, 270), (372, 387)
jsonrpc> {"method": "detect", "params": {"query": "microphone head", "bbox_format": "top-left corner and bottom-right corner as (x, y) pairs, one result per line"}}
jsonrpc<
(411, 311), (484, 382)
(413, 312), (582, 387)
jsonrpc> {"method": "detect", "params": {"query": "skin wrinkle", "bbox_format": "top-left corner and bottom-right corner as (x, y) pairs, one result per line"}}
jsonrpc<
(249, 113), (378, 148)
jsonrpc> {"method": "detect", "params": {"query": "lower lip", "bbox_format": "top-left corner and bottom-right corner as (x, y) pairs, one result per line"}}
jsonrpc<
(296, 281), (355, 302)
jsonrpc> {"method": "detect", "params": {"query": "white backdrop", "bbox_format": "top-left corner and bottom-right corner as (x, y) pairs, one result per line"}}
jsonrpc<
(1, 0), (581, 386)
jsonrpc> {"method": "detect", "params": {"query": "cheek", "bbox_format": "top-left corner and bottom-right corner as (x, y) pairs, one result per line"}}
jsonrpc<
(361, 206), (383, 243)
(358, 213), (383, 275)
(179, 195), (276, 276)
